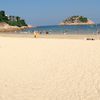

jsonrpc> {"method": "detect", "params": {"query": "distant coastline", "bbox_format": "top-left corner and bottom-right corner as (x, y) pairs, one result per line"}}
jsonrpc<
(0, 10), (33, 32)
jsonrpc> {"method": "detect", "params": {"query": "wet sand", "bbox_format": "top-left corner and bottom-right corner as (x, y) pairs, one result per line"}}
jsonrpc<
(0, 32), (100, 39)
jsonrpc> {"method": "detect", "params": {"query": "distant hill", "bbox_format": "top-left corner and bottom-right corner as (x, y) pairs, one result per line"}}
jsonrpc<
(0, 10), (27, 27)
(60, 16), (95, 25)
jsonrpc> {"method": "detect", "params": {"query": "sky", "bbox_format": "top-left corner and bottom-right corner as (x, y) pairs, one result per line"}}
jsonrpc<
(0, 0), (100, 26)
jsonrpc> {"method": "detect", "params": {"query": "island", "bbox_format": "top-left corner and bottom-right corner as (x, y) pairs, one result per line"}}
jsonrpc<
(60, 16), (95, 25)
(0, 10), (32, 32)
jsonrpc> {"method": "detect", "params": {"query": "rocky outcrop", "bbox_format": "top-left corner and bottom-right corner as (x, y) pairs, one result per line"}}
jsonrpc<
(0, 22), (32, 32)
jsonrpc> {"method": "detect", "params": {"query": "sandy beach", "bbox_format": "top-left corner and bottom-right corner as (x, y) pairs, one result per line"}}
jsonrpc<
(0, 34), (100, 100)
(0, 32), (100, 39)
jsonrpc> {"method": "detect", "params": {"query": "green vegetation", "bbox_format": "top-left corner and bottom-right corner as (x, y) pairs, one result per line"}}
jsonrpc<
(79, 16), (88, 22)
(8, 19), (27, 27)
(63, 16), (88, 23)
(0, 10), (27, 27)
(0, 11), (9, 23)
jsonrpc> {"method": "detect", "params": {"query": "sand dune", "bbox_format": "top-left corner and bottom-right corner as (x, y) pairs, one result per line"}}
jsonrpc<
(0, 36), (100, 100)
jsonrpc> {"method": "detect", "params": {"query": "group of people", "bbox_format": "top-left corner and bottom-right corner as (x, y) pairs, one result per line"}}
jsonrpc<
(34, 31), (49, 38)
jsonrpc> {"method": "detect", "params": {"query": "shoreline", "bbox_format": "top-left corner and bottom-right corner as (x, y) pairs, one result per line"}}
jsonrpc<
(60, 23), (95, 26)
(0, 32), (100, 40)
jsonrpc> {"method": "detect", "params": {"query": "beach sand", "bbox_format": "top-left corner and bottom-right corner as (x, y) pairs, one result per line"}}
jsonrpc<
(0, 32), (100, 39)
(0, 35), (100, 100)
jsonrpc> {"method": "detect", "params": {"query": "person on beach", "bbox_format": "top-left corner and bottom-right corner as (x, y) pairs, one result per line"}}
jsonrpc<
(97, 30), (100, 34)
(46, 31), (49, 34)
(45, 31), (49, 38)
(34, 31), (37, 38)
(45, 31), (48, 38)
(34, 31), (41, 38)
(39, 31), (42, 34)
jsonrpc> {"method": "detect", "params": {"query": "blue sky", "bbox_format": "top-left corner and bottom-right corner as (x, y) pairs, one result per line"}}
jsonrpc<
(0, 0), (100, 25)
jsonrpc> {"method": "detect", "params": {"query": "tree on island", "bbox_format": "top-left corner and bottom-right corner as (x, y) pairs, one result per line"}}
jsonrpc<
(0, 10), (9, 23)
(0, 10), (27, 27)
(79, 16), (88, 23)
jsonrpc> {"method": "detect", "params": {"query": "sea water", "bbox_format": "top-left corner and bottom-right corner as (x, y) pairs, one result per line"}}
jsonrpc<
(20, 24), (100, 35)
